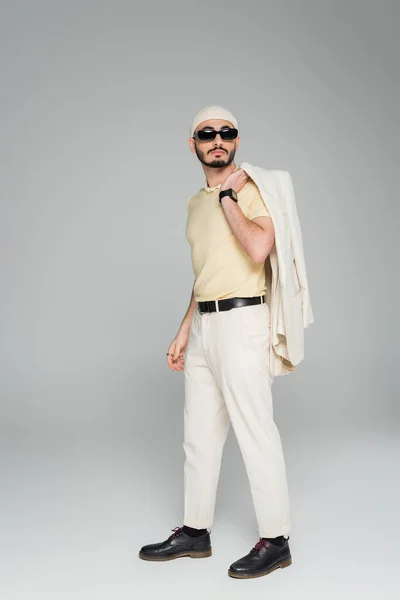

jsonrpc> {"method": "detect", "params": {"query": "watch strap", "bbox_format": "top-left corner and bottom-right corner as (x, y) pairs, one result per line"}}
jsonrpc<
(219, 188), (238, 203)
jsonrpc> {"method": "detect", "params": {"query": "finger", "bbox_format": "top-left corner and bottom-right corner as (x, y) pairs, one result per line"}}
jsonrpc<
(167, 352), (177, 370)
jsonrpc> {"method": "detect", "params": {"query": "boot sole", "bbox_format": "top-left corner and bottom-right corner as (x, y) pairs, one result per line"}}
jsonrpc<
(139, 547), (212, 561)
(228, 556), (292, 578)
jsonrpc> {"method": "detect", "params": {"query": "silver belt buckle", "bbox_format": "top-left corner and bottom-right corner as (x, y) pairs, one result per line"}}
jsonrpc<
(206, 300), (217, 313)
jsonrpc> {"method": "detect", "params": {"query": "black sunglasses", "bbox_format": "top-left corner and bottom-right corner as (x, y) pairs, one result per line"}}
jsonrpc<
(193, 127), (238, 142)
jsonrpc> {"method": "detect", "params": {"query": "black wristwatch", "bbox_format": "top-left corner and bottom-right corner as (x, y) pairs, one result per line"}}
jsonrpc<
(219, 188), (238, 203)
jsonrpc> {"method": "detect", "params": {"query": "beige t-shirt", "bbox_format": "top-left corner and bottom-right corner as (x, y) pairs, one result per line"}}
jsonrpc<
(186, 179), (271, 302)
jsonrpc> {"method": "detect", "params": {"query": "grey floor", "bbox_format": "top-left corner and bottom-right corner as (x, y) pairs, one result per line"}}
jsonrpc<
(1, 424), (398, 600)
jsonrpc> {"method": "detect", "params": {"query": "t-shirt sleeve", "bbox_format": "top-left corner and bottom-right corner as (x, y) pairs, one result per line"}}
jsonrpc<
(246, 186), (271, 220)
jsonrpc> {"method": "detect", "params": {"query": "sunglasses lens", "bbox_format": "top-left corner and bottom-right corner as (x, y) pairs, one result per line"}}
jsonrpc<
(220, 128), (238, 140)
(197, 129), (216, 141)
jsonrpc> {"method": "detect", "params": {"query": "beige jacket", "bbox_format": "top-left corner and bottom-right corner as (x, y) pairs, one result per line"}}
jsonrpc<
(239, 162), (315, 376)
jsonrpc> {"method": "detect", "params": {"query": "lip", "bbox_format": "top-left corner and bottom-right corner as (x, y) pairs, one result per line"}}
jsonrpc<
(211, 149), (225, 154)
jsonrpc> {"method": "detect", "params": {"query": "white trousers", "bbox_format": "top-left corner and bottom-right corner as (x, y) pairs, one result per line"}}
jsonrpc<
(183, 299), (291, 538)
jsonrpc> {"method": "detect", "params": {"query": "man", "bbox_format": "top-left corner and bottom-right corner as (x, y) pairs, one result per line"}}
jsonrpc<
(139, 106), (292, 579)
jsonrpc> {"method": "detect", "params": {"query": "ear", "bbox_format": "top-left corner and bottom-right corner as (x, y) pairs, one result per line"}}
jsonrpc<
(188, 137), (196, 153)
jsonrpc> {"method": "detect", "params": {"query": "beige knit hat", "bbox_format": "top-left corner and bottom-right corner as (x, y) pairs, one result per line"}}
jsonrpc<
(190, 105), (238, 137)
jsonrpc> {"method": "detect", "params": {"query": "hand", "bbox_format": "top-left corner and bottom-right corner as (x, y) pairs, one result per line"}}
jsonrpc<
(220, 167), (249, 194)
(166, 330), (190, 372)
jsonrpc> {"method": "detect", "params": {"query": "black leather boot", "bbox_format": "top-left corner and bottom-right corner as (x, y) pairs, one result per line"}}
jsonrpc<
(228, 536), (292, 578)
(139, 526), (212, 561)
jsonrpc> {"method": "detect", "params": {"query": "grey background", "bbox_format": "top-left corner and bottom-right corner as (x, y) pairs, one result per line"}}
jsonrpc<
(1, 0), (399, 598)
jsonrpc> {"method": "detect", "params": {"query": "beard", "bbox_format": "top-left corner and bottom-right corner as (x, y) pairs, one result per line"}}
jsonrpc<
(195, 145), (236, 168)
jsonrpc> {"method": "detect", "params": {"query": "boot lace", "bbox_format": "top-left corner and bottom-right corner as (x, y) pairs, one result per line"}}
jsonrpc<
(169, 526), (184, 540)
(252, 537), (270, 553)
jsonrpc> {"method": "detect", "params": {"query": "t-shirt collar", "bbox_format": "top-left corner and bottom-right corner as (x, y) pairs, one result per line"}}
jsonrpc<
(203, 182), (222, 192)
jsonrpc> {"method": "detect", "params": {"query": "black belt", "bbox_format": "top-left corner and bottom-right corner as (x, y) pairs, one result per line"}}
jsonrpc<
(197, 295), (265, 314)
